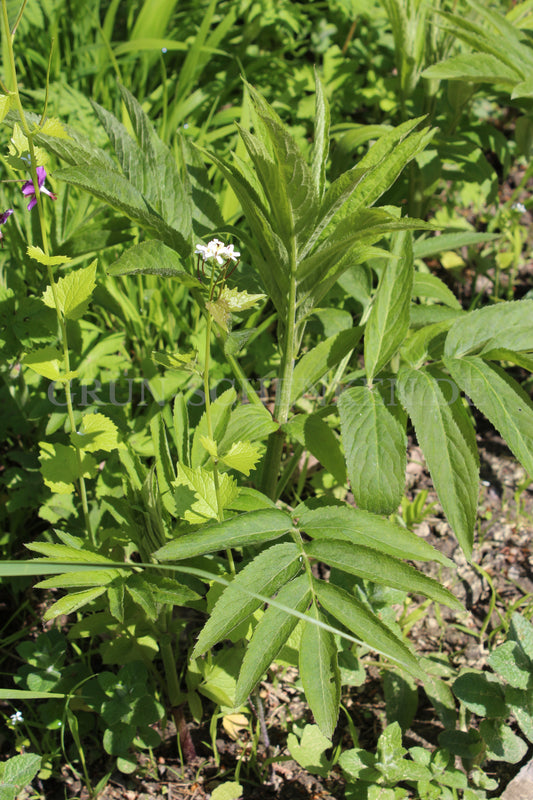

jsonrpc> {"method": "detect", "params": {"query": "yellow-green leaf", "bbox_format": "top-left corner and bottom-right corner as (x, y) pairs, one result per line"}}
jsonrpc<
(39, 442), (97, 494)
(219, 286), (266, 311)
(42, 260), (97, 320)
(43, 586), (107, 621)
(200, 435), (218, 458)
(70, 413), (121, 453)
(175, 463), (238, 522)
(39, 117), (72, 139)
(206, 298), (231, 332)
(0, 93), (14, 124)
(29, 245), (71, 268)
(151, 350), (198, 371)
(23, 346), (64, 381)
(221, 441), (262, 476)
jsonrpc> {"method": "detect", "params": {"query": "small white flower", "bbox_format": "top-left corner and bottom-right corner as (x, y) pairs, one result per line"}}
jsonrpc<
(511, 202), (526, 214)
(10, 710), (24, 725)
(195, 239), (240, 264)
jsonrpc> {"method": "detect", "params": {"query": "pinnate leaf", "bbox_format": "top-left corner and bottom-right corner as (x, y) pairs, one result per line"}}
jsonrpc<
(445, 356), (533, 477)
(339, 383), (406, 514)
(154, 509), (293, 561)
(315, 579), (418, 672)
(235, 575), (311, 705)
(364, 230), (413, 381)
(299, 602), (340, 739)
(297, 504), (451, 565)
(397, 366), (478, 559)
(43, 586), (107, 621)
(444, 300), (533, 357)
(305, 539), (461, 609)
(192, 542), (302, 657)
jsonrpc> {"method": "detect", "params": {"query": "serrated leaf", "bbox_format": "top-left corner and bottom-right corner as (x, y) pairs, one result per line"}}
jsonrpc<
(39, 442), (98, 494)
(192, 543), (302, 657)
(23, 346), (64, 381)
(206, 297), (232, 332)
(339, 383), (406, 514)
(286, 413), (346, 485)
(444, 300), (533, 357)
(25, 542), (113, 563)
(200, 435), (218, 459)
(151, 415), (178, 516)
(43, 586), (107, 621)
(234, 575), (311, 705)
(220, 441), (262, 476)
(42, 260), (97, 320)
(311, 71), (330, 200)
(218, 287), (265, 312)
(315, 580), (418, 672)
(0, 93), (14, 125)
(412, 273), (462, 309)
(125, 574), (157, 621)
(245, 81), (320, 248)
(28, 245), (71, 267)
(39, 117), (71, 139)
(397, 366), (478, 559)
(312, 117), (432, 250)
(291, 326), (363, 404)
(299, 602), (340, 739)
(152, 350), (198, 371)
(71, 412), (120, 452)
(505, 687), (533, 742)
(365, 230), (414, 381)
(219, 404), (278, 452)
(297, 504), (451, 565)
(108, 239), (200, 282)
(422, 53), (522, 85)
(305, 539), (461, 609)
(400, 320), (455, 367)
(147, 574), (200, 606)
(35, 570), (120, 589)
(175, 463), (238, 522)
(191, 388), (236, 468)
(155, 509), (293, 561)
(445, 356), (533, 477)
(55, 165), (190, 255)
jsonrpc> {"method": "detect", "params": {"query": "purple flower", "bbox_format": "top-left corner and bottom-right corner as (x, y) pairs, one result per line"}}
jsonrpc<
(0, 208), (13, 247)
(21, 166), (57, 211)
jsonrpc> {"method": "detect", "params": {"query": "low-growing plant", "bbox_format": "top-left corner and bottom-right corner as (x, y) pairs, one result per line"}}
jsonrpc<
(1, 0), (533, 796)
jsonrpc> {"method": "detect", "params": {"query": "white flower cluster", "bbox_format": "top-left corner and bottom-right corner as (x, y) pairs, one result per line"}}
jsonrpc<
(195, 239), (240, 265)
(511, 202), (527, 215)
(10, 710), (24, 725)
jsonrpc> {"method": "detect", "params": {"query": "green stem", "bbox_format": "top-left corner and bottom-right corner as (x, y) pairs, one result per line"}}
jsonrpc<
(203, 292), (235, 576)
(1, 0), (94, 545)
(261, 250), (298, 499)
(159, 631), (183, 707)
